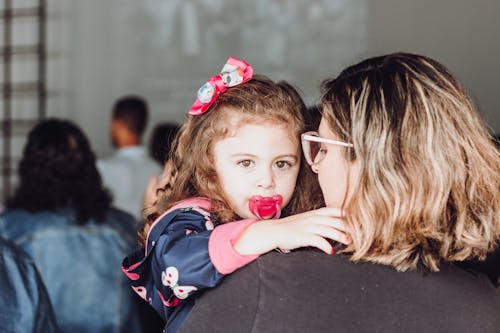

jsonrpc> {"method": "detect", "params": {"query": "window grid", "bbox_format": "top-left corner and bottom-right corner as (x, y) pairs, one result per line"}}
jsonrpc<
(1, 0), (46, 202)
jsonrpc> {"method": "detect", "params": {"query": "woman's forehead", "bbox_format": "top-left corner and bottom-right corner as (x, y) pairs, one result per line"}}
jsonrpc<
(318, 117), (332, 137)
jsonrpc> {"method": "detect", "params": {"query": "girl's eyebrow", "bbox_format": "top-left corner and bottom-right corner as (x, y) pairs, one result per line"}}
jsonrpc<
(275, 154), (299, 160)
(230, 153), (298, 160)
(230, 153), (258, 158)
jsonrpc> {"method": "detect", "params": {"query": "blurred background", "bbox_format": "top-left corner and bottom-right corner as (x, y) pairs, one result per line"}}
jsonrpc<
(1, 0), (499, 202)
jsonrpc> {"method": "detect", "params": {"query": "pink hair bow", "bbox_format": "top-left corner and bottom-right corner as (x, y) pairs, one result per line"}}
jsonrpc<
(188, 57), (254, 116)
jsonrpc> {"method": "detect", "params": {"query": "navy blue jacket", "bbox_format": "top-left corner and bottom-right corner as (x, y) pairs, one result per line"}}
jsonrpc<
(123, 202), (224, 333)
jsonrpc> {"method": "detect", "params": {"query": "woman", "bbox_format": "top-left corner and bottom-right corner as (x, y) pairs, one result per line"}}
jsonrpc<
(0, 119), (143, 333)
(178, 52), (500, 332)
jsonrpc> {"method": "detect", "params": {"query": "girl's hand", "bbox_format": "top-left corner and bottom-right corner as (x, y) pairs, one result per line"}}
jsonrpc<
(233, 208), (351, 256)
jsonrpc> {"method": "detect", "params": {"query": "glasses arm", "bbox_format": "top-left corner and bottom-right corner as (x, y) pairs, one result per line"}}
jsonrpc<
(301, 133), (354, 148)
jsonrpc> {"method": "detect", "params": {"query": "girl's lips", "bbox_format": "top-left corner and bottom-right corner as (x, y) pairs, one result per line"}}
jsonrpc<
(248, 195), (283, 219)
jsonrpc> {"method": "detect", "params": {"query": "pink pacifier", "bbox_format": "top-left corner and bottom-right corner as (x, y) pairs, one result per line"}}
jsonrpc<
(249, 195), (283, 220)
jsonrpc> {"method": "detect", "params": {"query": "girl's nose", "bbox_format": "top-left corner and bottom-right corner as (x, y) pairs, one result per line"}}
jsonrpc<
(257, 167), (275, 189)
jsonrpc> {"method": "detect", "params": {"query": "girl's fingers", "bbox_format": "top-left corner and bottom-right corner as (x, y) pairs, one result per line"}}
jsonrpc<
(307, 235), (334, 254)
(313, 225), (351, 245)
(306, 216), (347, 232)
(283, 225), (350, 253)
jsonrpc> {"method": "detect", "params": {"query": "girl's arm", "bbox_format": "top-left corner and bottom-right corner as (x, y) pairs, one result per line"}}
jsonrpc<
(233, 207), (351, 256)
(148, 209), (225, 293)
(208, 219), (259, 274)
(123, 205), (350, 324)
(123, 205), (258, 315)
(150, 216), (259, 288)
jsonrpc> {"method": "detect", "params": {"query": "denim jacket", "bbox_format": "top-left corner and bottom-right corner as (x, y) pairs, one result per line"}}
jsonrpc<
(0, 237), (59, 333)
(0, 208), (142, 333)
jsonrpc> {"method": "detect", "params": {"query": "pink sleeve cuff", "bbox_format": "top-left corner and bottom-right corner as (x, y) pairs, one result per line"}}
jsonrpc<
(209, 219), (259, 274)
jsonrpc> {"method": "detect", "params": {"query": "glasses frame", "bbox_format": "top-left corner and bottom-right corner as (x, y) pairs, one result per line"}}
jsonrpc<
(301, 131), (353, 166)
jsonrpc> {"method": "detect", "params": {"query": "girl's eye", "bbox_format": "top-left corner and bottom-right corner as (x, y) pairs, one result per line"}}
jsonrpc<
(275, 160), (292, 169)
(237, 160), (254, 168)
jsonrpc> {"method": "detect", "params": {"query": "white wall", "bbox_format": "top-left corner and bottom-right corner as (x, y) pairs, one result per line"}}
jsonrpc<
(56, 0), (499, 157)
(365, 0), (500, 135)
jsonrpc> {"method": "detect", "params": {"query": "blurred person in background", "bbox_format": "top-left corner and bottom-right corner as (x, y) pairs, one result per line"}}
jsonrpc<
(0, 118), (142, 333)
(0, 236), (58, 332)
(148, 122), (180, 166)
(98, 95), (161, 221)
(142, 122), (180, 209)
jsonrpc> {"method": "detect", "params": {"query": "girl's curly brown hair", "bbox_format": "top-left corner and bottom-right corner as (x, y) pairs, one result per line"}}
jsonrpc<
(139, 75), (323, 246)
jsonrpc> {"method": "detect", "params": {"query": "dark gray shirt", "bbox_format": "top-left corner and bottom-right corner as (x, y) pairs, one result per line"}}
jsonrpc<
(181, 250), (500, 333)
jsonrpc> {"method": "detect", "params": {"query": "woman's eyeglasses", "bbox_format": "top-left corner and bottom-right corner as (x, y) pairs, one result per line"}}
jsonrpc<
(301, 131), (353, 166)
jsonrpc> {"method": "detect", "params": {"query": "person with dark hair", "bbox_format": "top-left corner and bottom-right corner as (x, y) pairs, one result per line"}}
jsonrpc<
(148, 122), (180, 166)
(142, 122), (180, 210)
(112, 96), (149, 140)
(0, 236), (58, 332)
(98, 95), (161, 220)
(0, 118), (142, 332)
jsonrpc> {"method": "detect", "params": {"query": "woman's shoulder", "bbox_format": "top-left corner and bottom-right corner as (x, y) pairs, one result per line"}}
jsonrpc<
(255, 250), (498, 292)
(181, 250), (500, 333)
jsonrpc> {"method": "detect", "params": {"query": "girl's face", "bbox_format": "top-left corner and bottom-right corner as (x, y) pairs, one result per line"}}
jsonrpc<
(213, 122), (300, 219)
(312, 117), (360, 208)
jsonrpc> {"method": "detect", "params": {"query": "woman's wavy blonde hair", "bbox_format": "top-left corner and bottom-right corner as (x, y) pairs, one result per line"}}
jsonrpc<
(139, 75), (323, 246)
(321, 52), (499, 272)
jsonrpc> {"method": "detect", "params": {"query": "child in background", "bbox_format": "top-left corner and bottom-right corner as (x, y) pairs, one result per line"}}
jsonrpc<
(122, 57), (350, 333)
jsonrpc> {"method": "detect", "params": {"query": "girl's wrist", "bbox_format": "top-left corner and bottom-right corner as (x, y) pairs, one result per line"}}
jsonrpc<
(233, 220), (277, 256)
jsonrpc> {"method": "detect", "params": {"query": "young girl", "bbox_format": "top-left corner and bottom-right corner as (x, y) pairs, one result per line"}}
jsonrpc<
(122, 57), (350, 333)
